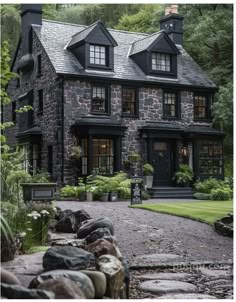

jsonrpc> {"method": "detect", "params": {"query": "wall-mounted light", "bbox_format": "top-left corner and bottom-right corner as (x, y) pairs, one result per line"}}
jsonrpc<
(180, 146), (189, 157)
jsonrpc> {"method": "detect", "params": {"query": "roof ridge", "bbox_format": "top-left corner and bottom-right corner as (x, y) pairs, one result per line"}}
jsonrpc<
(132, 30), (162, 46)
(42, 18), (148, 36)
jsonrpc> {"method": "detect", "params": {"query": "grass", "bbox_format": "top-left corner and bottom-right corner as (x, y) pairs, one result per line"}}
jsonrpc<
(130, 200), (233, 225)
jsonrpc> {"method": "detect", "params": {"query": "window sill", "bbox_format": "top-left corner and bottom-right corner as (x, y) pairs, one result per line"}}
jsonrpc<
(194, 118), (212, 122)
(87, 64), (112, 71)
(90, 111), (110, 116)
(121, 114), (139, 118)
(162, 116), (180, 120)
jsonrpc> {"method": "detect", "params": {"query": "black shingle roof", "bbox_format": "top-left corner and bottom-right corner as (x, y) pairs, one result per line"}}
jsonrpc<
(32, 20), (216, 89)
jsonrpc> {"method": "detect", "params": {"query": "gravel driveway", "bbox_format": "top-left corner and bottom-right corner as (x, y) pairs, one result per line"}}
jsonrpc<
(57, 200), (233, 265)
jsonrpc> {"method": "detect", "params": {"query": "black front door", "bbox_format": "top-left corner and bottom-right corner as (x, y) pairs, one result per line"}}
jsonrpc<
(153, 141), (172, 186)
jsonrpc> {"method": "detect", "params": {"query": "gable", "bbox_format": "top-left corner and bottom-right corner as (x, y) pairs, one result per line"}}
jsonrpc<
(85, 26), (114, 46)
(149, 33), (180, 54)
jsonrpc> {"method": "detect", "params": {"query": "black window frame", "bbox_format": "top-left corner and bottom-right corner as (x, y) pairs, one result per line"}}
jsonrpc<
(194, 93), (212, 121)
(90, 85), (110, 115)
(149, 52), (177, 78)
(162, 90), (180, 119)
(152, 52), (171, 72)
(37, 54), (42, 77)
(89, 44), (107, 66)
(121, 86), (139, 117)
(198, 140), (223, 176)
(38, 89), (43, 115)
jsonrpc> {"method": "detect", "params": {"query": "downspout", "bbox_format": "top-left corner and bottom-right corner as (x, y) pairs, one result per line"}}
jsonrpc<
(61, 77), (64, 184)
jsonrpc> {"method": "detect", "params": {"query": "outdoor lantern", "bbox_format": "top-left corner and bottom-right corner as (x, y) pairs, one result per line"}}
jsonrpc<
(180, 146), (189, 157)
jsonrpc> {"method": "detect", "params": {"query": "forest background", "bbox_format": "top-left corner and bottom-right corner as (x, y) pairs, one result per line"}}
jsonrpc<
(1, 3), (233, 176)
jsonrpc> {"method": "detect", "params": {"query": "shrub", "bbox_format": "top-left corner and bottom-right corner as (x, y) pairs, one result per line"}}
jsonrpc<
(1, 201), (56, 252)
(210, 188), (233, 201)
(142, 190), (150, 200)
(30, 171), (51, 183)
(194, 178), (231, 194)
(173, 164), (193, 184)
(143, 163), (154, 176)
(193, 192), (211, 200)
(60, 185), (78, 197)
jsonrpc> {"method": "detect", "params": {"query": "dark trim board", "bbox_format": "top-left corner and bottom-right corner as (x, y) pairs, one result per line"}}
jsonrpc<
(59, 73), (218, 92)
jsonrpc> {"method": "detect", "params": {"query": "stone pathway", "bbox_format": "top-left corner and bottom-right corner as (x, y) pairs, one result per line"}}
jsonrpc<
(57, 201), (233, 264)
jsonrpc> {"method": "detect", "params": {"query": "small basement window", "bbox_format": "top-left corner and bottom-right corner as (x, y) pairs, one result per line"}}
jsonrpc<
(89, 45), (106, 65)
(152, 53), (171, 72)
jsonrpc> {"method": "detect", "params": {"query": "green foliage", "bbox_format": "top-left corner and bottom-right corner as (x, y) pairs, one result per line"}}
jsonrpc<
(69, 146), (82, 161)
(60, 185), (78, 197)
(193, 192), (210, 200)
(210, 187), (232, 201)
(174, 164), (193, 184)
(1, 202), (56, 251)
(142, 190), (150, 200)
(143, 163), (154, 176)
(194, 177), (229, 194)
(30, 171), (51, 183)
(128, 151), (141, 163)
(115, 5), (163, 33)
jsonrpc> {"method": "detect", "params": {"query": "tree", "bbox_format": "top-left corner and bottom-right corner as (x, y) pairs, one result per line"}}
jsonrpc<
(115, 4), (164, 33)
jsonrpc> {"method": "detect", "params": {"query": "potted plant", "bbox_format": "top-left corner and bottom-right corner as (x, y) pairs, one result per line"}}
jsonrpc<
(143, 163), (154, 189)
(128, 151), (141, 176)
(100, 184), (110, 202)
(86, 185), (96, 202)
(173, 164), (193, 187)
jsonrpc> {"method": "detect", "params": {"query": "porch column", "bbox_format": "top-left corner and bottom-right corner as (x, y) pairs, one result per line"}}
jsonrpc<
(88, 135), (93, 174)
(175, 139), (181, 171)
(115, 136), (121, 171)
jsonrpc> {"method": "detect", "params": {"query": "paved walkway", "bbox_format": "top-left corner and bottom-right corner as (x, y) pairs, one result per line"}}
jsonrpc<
(57, 201), (233, 265)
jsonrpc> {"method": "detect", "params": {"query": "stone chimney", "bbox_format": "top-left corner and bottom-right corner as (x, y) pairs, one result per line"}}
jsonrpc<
(21, 4), (42, 55)
(160, 4), (184, 45)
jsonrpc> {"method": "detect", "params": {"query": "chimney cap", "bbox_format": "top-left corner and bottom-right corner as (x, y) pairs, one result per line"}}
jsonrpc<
(165, 4), (179, 16)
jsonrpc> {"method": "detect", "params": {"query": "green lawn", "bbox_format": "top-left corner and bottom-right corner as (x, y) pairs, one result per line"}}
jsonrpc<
(131, 200), (233, 225)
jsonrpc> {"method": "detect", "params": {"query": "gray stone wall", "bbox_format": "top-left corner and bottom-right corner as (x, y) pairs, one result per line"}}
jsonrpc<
(62, 80), (212, 181)
(5, 31), (63, 182)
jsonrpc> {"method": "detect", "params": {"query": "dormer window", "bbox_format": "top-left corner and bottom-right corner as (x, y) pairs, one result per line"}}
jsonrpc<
(89, 45), (106, 65)
(152, 53), (171, 72)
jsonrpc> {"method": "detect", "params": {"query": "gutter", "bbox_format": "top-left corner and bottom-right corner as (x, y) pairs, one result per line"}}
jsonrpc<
(57, 72), (218, 93)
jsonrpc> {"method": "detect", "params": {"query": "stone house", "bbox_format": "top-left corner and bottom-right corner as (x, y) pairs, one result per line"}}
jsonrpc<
(5, 4), (224, 187)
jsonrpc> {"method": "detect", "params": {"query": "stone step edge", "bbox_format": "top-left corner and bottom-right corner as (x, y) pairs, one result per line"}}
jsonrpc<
(130, 260), (233, 270)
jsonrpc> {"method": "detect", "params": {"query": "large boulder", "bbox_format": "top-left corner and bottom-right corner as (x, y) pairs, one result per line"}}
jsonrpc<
(1, 268), (21, 285)
(29, 270), (95, 299)
(85, 227), (112, 244)
(81, 270), (107, 298)
(73, 210), (91, 228)
(43, 246), (95, 271)
(55, 210), (77, 233)
(97, 255), (125, 299)
(77, 217), (114, 239)
(1, 283), (55, 299)
(37, 278), (86, 299)
(86, 238), (121, 259)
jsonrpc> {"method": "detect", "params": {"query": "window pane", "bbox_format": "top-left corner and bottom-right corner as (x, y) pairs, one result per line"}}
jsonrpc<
(92, 139), (114, 174)
(163, 92), (176, 117)
(199, 141), (223, 175)
(194, 95), (207, 119)
(91, 86), (107, 113)
(152, 53), (171, 72)
(89, 45), (106, 65)
(122, 88), (136, 115)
